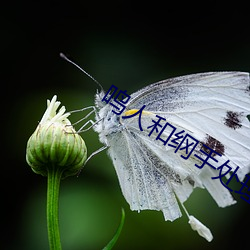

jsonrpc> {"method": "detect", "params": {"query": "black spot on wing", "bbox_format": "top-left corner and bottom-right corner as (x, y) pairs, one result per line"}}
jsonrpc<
(224, 111), (243, 130)
(247, 114), (250, 122)
(186, 177), (195, 186)
(200, 135), (225, 156)
(246, 84), (250, 95)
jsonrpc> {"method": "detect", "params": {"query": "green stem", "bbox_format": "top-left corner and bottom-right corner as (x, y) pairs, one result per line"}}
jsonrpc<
(47, 165), (63, 250)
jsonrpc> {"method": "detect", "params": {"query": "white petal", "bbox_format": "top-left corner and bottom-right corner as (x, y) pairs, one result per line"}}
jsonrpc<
(40, 95), (71, 125)
(188, 215), (213, 242)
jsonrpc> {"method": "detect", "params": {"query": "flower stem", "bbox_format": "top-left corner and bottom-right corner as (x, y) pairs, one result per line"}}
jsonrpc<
(47, 165), (63, 250)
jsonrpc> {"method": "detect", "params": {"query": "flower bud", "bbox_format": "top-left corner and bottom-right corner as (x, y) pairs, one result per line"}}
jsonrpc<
(26, 95), (87, 178)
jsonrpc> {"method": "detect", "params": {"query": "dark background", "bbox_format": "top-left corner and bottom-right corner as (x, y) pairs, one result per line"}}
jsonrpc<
(2, 1), (250, 250)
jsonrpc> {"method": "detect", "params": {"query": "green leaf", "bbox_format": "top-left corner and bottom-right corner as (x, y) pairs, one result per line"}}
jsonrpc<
(102, 208), (125, 250)
(247, 114), (250, 122)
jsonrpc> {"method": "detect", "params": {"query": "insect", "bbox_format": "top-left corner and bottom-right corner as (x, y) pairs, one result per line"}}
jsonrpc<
(61, 54), (250, 241)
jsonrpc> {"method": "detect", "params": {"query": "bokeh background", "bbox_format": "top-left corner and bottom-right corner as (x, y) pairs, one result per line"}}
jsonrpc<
(2, 2), (250, 250)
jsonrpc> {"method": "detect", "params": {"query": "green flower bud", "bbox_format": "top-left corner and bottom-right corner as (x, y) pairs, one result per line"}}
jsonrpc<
(26, 95), (87, 178)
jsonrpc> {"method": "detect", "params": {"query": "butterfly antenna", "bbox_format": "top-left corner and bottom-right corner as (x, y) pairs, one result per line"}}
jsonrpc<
(60, 53), (104, 92)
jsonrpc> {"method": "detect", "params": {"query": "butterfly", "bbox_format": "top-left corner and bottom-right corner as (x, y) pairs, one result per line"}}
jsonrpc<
(92, 72), (250, 241)
(61, 55), (250, 241)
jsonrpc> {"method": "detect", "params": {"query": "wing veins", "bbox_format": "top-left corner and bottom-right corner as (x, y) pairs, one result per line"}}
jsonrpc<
(124, 130), (152, 208)
(123, 131), (142, 207)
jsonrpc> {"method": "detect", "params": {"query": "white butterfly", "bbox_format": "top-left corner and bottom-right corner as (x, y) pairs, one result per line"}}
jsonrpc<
(90, 72), (250, 242)
(61, 53), (250, 242)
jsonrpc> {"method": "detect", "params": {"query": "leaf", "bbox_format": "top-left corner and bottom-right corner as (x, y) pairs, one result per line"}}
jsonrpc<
(102, 208), (125, 250)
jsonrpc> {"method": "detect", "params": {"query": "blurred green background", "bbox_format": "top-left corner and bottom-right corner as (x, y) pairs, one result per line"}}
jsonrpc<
(2, 2), (250, 250)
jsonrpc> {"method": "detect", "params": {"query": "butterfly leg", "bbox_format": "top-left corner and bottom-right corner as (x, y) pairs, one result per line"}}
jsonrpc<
(85, 145), (108, 165)
(77, 117), (105, 133)
(70, 106), (96, 126)
(68, 106), (100, 132)
(77, 145), (108, 176)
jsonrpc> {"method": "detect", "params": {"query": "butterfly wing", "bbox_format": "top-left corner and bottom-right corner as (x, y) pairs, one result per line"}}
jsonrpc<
(106, 125), (183, 221)
(100, 72), (249, 222)
(125, 72), (250, 177)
